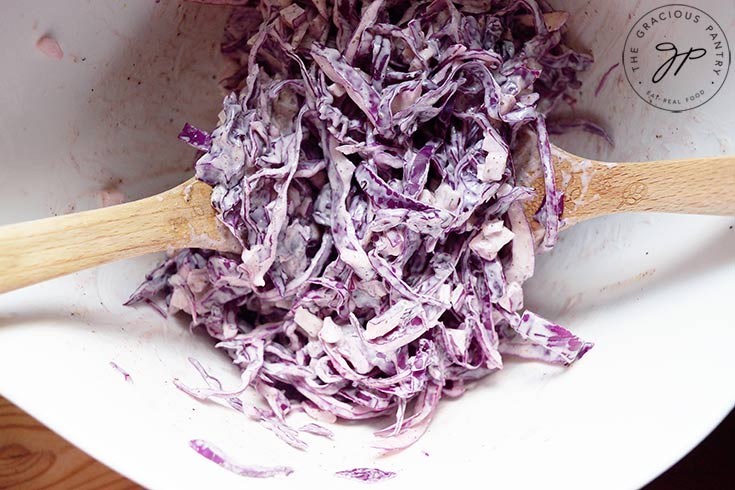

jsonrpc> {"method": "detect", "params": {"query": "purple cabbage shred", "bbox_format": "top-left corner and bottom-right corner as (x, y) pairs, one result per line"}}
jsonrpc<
(109, 361), (133, 383)
(189, 439), (294, 478)
(178, 123), (213, 152)
(335, 467), (397, 483)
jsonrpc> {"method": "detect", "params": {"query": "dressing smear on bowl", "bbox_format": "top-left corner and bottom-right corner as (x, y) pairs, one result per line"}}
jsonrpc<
(35, 35), (64, 60)
(128, 0), (595, 473)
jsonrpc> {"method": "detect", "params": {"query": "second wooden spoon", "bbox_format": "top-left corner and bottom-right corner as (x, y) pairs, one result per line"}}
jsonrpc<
(520, 146), (734, 229)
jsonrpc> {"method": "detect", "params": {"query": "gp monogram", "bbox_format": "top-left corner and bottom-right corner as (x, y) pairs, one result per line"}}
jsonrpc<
(623, 4), (730, 112)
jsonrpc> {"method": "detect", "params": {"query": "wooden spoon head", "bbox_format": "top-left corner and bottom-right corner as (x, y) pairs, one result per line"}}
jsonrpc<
(515, 132), (735, 240)
(518, 142), (610, 233)
(164, 178), (242, 254)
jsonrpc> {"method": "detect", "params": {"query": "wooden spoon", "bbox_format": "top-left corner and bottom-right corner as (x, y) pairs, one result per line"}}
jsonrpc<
(0, 179), (239, 294)
(0, 149), (733, 294)
(520, 146), (735, 229)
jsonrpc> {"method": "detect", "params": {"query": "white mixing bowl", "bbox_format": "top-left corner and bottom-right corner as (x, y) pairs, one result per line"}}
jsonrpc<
(0, 1), (733, 489)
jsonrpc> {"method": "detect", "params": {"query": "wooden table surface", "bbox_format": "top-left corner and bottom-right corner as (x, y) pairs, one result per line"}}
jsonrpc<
(0, 396), (138, 490)
(1, 394), (731, 489)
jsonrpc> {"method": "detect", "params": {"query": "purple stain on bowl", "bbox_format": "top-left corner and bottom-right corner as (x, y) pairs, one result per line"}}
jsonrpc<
(335, 467), (397, 483)
(109, 361), (132, 383)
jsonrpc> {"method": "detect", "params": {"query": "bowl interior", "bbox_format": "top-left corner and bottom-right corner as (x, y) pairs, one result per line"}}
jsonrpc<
(0, 1), (733, 489)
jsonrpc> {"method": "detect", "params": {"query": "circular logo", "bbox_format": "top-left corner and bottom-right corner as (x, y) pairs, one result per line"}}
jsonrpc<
(623, 4), (730, 112)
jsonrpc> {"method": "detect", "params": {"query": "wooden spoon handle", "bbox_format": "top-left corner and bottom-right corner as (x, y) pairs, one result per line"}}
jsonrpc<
(0, 179), (217, 294)
(565, 156), (735, 224)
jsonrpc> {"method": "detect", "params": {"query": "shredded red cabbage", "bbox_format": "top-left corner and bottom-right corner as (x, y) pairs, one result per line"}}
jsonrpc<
(189, 439), (294, 478)
(128, 0), (594, 451)
(335, 467), (397, 482)
(109, 361), (133, 383)
(179, 122), (213, 152)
